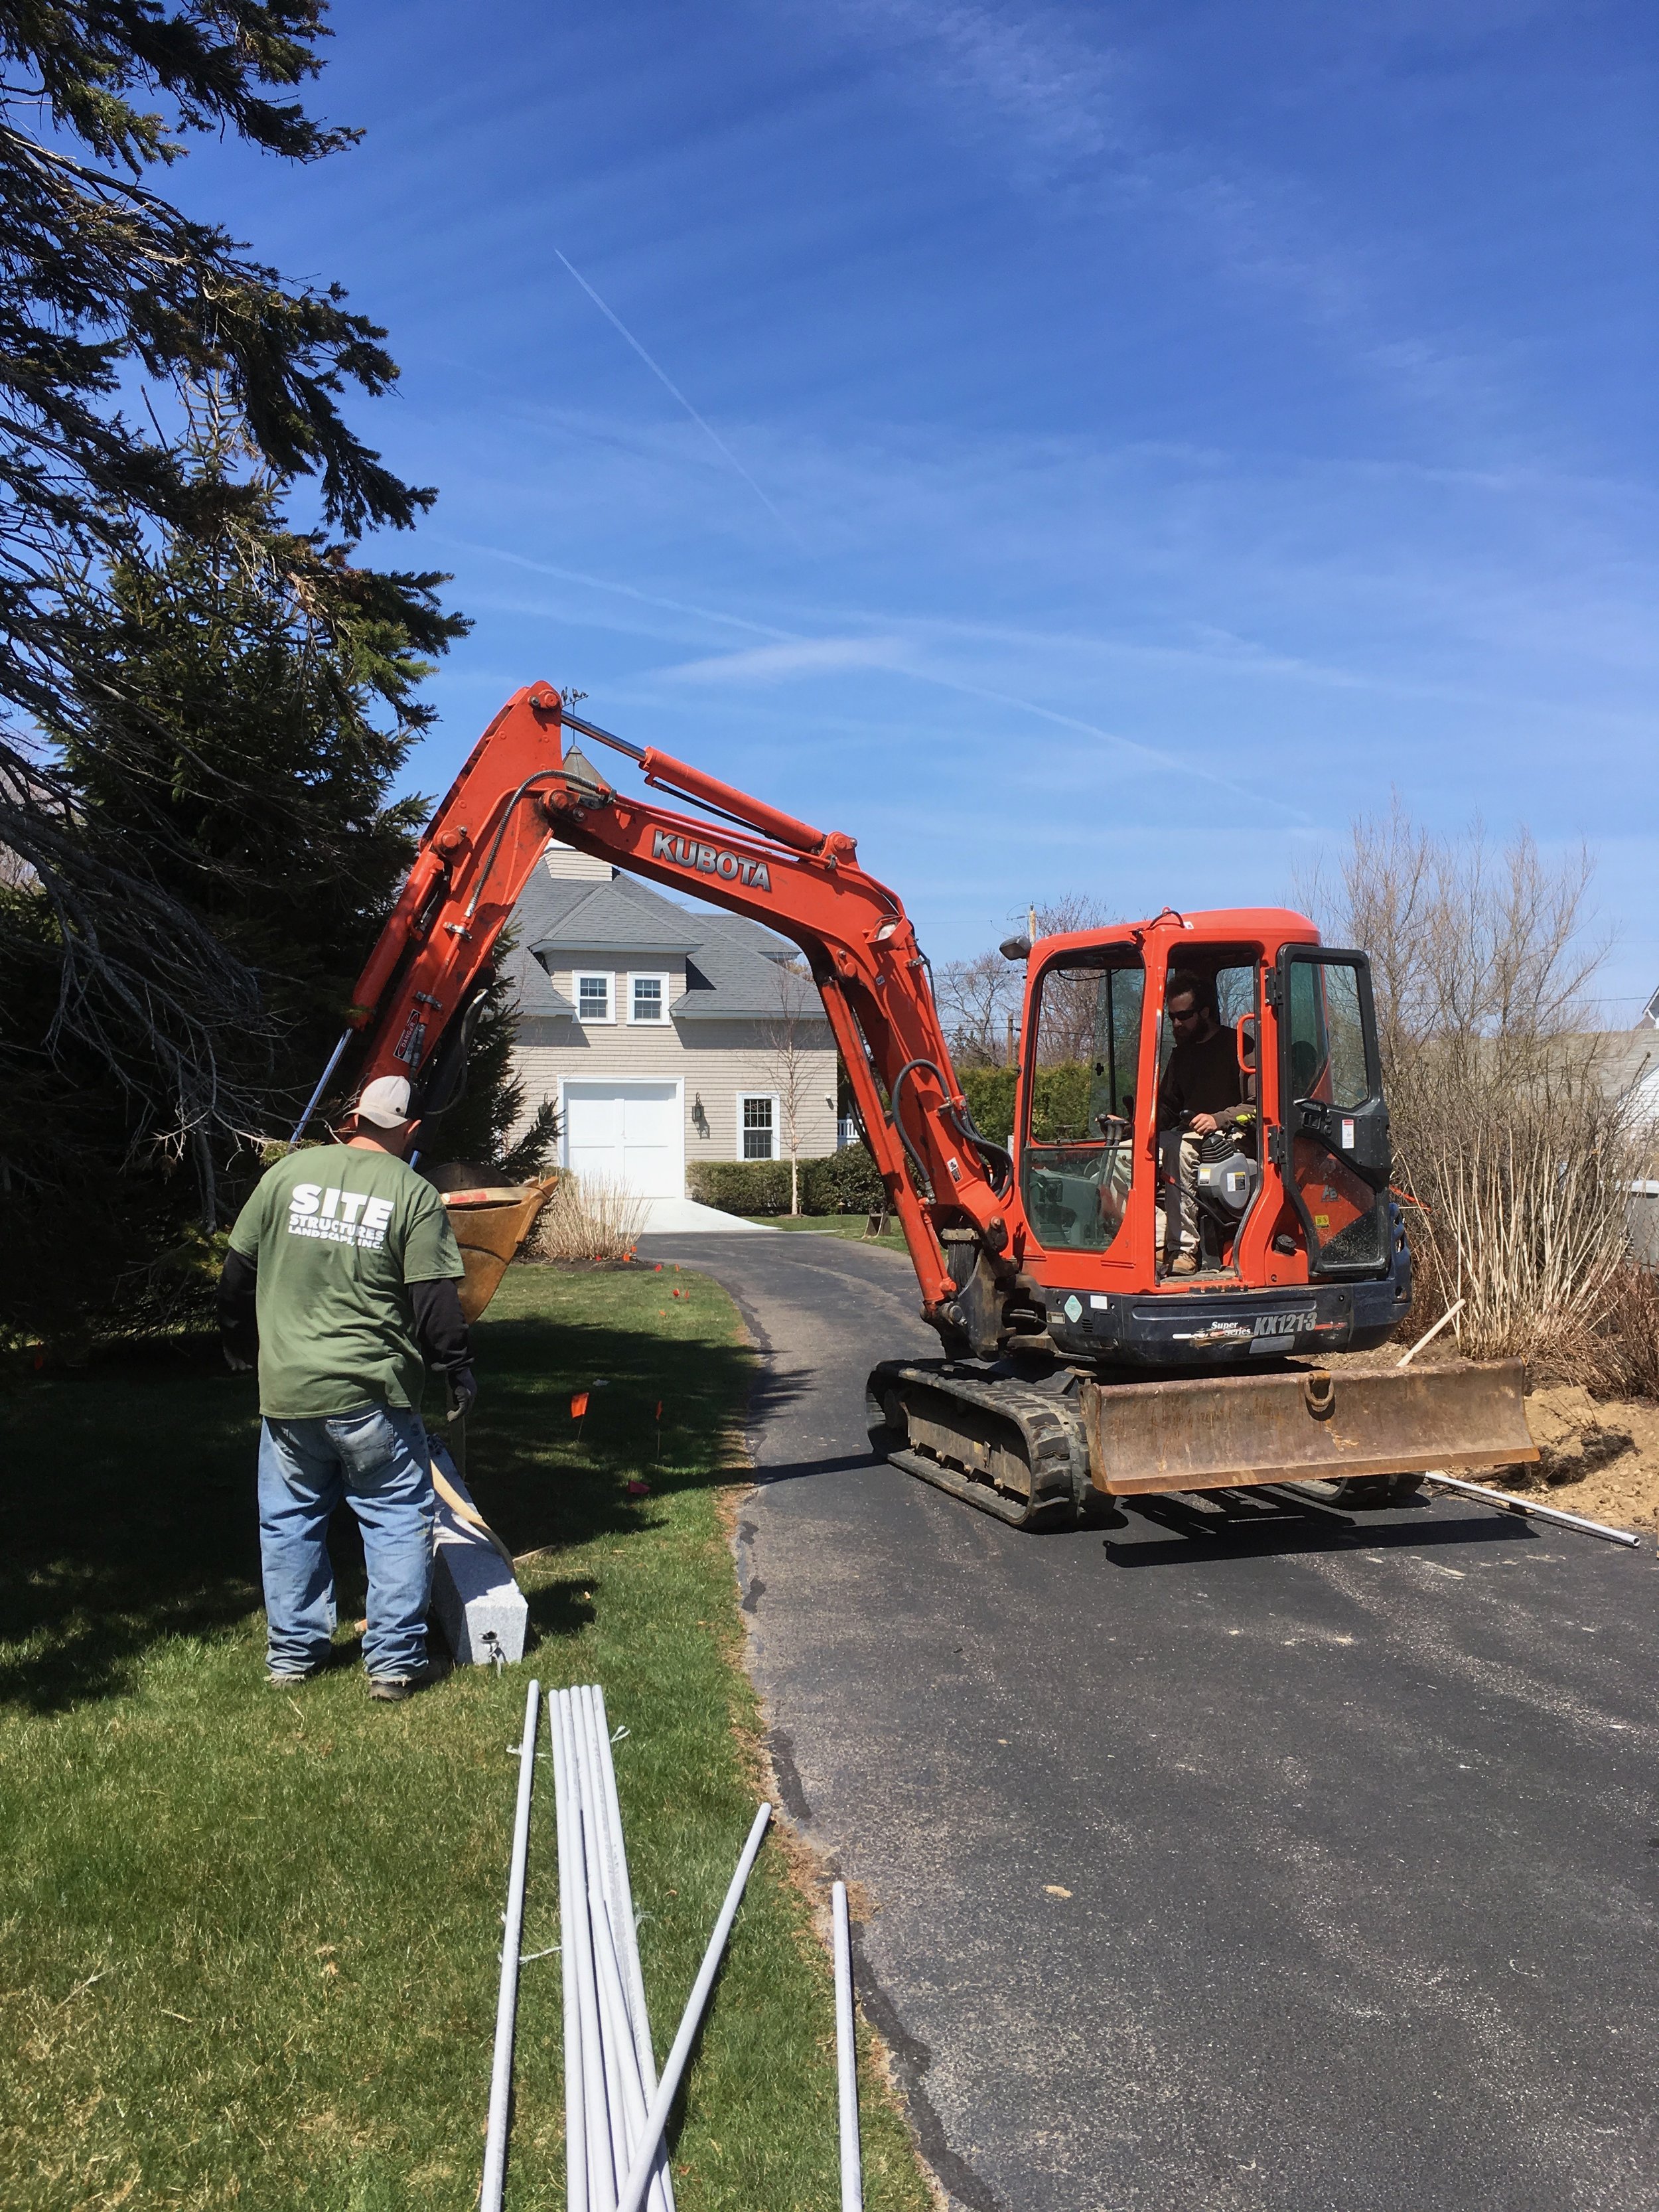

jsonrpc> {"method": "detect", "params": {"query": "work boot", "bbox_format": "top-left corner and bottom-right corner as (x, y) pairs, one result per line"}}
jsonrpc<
(1170, 1252), (1199, 1277)
(368, 1666), (439, 1704)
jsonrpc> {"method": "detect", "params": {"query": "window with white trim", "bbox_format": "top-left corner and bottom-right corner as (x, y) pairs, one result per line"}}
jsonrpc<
(575, 972), (613, 1024)
(739, 1093), (776, 1161)
(628, 972), (668, 1024)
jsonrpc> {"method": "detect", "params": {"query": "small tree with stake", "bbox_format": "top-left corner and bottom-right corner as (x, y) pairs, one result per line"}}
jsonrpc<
(764, 960), (823, 1218)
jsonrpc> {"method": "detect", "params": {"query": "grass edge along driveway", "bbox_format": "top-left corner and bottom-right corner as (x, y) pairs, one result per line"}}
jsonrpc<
(0, 1260), (934, 2212)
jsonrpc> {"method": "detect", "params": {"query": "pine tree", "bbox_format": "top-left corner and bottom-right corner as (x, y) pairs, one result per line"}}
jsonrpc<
(0, 420), (467, 1345)
(0, 3), (441, 1228)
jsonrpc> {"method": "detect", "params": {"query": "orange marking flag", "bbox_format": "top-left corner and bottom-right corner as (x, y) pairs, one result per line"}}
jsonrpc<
(570, 1392), (589, 1421)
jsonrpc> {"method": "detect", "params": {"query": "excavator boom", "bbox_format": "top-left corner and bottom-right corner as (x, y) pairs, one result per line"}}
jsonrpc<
(340, 682), (1007, 1326)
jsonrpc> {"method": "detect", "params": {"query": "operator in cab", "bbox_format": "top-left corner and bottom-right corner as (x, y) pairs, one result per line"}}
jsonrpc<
(1156, 971), (1242, 1276)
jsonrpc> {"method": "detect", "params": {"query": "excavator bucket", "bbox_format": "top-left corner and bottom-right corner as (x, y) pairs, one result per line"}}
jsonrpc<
(1081, 1359), (1538, 1496)
(439, 1175), (560, 1323)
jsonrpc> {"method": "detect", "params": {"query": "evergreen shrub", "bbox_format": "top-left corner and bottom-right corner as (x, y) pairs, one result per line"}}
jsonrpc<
(689, 1144), (887, 1217)
(958, 1063), (1092, 1143)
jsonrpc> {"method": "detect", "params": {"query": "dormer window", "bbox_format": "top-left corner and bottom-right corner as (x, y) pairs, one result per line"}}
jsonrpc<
(576, 972), (613, 1024)
(630, 973), (668, 1024)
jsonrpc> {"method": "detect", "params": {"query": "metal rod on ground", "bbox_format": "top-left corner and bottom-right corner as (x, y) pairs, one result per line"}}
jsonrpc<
(1421, 1470), (1642, 1548)
(288, 1027), (352, 1149)
(831, 1882), (863, 2212)
(1396, 1297), (1465, 1368)
(577, 1687), (674, 2212)
(549, 1691), (589, 2212)
(613, 1803), (774, 2212)
(481, 1678), (541, 2212)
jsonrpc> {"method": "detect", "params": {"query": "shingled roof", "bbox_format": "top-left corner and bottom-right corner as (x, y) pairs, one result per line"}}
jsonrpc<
(505, 854), (802, 1021)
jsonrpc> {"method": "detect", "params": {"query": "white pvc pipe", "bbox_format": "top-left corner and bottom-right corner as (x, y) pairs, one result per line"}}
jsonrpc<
(549, 1691), (589, 2212)
(587, 1803), (639, 2195)
(577, 1687), (673, 2212)
(591, 1877), (668, 2212)
(613, 1804), (774, 2212)
(569, 1698), (632, 2193)
(585, 1688), (666, 2103)
(481, 1678), (541, 2212)
(556, 1694), (617, 2209)
(831, 1883), (863, 2212)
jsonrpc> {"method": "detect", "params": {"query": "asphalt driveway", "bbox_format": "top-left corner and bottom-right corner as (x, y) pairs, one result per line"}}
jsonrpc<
(644, 1228), (1659, 2212)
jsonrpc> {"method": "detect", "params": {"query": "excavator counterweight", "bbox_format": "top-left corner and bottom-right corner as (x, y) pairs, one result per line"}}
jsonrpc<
(323, 684), (1537, 1526)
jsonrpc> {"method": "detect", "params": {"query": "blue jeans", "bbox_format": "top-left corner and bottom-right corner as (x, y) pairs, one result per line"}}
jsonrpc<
(257, 1404), (435, 1680)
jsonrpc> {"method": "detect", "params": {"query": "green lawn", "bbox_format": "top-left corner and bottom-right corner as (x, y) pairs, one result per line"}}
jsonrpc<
(739, 1213), (909, 1253)
(0, 1263), (931, 2212)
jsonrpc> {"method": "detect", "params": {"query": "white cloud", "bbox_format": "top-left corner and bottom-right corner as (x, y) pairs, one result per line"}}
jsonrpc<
(660, 635), (906, 685)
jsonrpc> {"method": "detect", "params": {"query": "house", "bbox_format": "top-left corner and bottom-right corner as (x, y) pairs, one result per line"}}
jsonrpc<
(503, 842), (838, 1197)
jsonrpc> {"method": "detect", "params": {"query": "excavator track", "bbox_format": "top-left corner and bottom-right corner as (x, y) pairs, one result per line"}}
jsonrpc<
(866, 1361), (1092, 1530)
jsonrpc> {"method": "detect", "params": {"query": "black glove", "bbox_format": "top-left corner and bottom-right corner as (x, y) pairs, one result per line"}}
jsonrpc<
(446, 1367), (478, 1423)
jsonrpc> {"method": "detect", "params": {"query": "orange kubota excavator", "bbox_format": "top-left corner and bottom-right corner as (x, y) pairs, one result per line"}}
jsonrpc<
(307, 682), (1536, 1528)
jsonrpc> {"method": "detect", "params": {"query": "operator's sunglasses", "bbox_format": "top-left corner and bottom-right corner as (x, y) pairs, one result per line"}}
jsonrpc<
(1169, 1005), (1202, 1025)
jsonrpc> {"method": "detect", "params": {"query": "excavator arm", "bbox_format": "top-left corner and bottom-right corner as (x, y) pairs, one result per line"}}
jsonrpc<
(333, 682), (1012, 1328)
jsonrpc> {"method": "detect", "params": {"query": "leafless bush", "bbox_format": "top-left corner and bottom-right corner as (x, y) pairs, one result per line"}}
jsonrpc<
(1598, 1265), (1659, 1402)
(1396, 1055), (1650, 1378)
(529, 1176), (647, 1262)
(1301, 802), (1658, 1388)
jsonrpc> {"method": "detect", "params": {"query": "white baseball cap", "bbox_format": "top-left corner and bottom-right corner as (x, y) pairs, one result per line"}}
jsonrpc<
(355, 1074), (414, 1128)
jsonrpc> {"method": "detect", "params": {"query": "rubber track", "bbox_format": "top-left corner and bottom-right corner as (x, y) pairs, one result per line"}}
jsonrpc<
(866, 1361), (1092, 1531)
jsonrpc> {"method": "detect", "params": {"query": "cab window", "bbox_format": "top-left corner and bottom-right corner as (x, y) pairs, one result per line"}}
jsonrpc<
(1019, 958), (1144, 1252)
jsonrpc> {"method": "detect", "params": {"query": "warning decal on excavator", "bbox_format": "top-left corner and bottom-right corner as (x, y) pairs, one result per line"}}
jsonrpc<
(650, 827), (772, 891)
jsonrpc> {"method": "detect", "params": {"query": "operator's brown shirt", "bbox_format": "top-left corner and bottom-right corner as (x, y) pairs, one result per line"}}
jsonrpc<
(1157, 1023), (1242, 1127)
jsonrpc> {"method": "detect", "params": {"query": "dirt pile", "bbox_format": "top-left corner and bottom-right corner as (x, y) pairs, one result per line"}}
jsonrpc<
(1513, 1384), (1659, 1533)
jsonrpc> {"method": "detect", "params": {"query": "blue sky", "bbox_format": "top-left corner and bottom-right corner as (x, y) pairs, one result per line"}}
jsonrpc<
(180, 0), (1654, 1015)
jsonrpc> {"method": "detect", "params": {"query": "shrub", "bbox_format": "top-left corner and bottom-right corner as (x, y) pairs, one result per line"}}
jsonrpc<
(804, 1143), (888, 1214)
(689, 1159), (793, 1216)
(529, 1176), (646, 1261)
(959, 1063), (1092, 1145)
(689, 1144), (888, 1217)
(1303, 802), (1659, 1390)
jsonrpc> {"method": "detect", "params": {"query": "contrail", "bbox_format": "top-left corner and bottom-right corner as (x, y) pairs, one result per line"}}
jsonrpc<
(553, 249), (800, 542)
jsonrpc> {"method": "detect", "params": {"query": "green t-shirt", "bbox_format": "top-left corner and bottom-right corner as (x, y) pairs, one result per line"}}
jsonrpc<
(228, 1144), (465, 1420)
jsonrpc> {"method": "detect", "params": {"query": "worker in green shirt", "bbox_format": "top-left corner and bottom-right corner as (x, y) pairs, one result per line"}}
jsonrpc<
(217, 1076), (476, 1701)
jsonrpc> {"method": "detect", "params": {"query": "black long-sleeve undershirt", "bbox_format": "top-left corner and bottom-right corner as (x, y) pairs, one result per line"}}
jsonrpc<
(409, 1277), (472, 1381)
(217, 1248), (259, 1366)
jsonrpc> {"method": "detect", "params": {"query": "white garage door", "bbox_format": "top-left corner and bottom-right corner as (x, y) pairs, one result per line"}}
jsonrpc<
(562, 1082), (682, 1198)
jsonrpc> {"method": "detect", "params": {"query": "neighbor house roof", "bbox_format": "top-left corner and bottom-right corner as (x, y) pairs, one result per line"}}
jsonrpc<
(504, 854), (805, 1022)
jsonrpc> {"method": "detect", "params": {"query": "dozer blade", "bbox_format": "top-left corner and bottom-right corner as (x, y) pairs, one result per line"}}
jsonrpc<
(867, 1361), (1091, 1530)
(1081, 1359), (1538, 1497)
